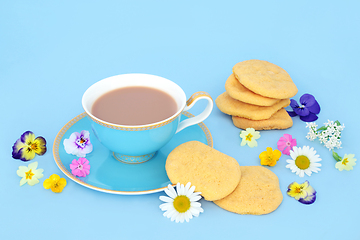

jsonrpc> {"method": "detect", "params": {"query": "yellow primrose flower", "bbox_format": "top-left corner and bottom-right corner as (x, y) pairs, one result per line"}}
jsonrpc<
(43, 174), (67, 193)
(17, 161), (44, 186)
(259, 147), (282, 166)
(240, 128), (260, 147)
(335, 153), (356, 171)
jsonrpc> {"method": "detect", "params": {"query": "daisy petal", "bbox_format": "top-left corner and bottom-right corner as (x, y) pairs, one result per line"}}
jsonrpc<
(165, 186), (177, 199)
(159, 182), (203, 223)
(159, 196), (174, 203)
(190, 195), (202, 202)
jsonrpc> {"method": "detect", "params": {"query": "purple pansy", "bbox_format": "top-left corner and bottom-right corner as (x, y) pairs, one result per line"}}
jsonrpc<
(287, 93), (320, 122)
(12, 131), (47, 161)
(287, 180), (317, 205)
(298, 193), (317, 205)
(63, 130), (93, 157)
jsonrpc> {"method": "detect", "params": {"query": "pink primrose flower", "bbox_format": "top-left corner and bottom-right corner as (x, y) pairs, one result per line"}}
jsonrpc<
(277, 134), (297, 155)
(70, 157), (90, 177)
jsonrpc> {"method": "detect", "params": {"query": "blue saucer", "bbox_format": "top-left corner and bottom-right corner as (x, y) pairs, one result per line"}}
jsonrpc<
(53, 112), (212, 195)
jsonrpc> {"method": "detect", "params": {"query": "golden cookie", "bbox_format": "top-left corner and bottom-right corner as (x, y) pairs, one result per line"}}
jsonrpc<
(165, 141), (241, 201)
(233, 60), (298, 99)
(225, 74), (280, 106)
(214, 166), (283, 215)
(232, 108), (293, 130)
(215, 92), (290, 120)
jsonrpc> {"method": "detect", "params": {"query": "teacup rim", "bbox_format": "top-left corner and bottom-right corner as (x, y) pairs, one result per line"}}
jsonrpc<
(82, 73), (186, 129)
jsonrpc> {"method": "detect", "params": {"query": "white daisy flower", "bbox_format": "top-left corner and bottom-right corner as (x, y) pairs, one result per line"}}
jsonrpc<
(286, 146), (322, 177)
(159, 182), (203, 223)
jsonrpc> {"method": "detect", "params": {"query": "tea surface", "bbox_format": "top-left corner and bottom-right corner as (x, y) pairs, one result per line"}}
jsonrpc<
(91, 86), (178, 125)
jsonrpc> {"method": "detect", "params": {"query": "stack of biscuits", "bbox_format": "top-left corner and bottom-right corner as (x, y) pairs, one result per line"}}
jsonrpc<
(216, 59), (298, 130)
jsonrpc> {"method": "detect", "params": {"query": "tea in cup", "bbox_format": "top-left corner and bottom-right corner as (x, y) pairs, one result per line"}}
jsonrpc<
(82, 73), (213, 164)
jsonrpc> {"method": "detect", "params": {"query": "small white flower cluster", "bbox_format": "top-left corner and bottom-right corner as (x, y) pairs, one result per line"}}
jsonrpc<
(306, 122), (318, 141)
(306, 120), (345, 151)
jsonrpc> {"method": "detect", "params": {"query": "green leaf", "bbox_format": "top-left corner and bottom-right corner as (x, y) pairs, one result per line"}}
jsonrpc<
(335, 120), (341, 126)
(332, 150), (342, 162)
(317, 126), (327, 132)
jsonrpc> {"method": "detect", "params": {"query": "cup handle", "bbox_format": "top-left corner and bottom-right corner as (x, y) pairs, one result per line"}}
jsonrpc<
(176, 91), (213, 133)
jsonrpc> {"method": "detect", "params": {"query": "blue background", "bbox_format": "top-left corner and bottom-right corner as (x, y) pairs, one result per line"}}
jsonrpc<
(1, 1), (359, 239)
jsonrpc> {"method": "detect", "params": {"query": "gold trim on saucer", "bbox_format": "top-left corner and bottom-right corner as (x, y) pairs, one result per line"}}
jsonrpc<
(52, 111), (213, 195)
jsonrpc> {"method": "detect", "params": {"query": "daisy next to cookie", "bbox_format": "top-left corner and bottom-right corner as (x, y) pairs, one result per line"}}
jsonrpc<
(286, 146), (321, 177)
(159, 182), (203, 223)
(240, 128), (260, 148)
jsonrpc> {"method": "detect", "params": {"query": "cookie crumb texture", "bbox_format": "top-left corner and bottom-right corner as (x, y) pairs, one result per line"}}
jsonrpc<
(216, 92), (290, 120)
(165, 141), (241, 201)
(214, 166), (283, 215)
(232, 108), (293, 130)
(233, 59), (298, 99)
(225, 73), (281, 106)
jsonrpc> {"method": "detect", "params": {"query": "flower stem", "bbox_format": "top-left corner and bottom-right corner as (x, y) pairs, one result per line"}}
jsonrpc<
(332, 150), (342, 162)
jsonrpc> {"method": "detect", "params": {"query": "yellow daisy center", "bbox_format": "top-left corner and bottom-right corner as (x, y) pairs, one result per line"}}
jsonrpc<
(173, 195), (191, 213)
(25, 169), (34, 180)
(342, 158), (348, 165)
(246, 133), (253, 141)
(295, 155), (310, 170)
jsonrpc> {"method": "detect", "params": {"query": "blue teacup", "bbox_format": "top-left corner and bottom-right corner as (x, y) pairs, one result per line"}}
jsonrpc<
(82, 73), (213, 164)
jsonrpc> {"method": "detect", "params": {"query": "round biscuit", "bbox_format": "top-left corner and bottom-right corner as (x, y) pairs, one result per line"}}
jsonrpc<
(214, 166), (283, 215)
(165, 141), (241, 201)
(225, 74), (280, 106)
(233, 59), (298, 99)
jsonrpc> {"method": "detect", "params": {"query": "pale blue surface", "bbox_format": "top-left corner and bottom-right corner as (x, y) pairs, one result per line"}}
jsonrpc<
(1, 1), (359, 240)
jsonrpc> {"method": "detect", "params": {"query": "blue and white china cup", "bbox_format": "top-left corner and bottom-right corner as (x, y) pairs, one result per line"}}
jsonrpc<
(82, 73), (213, 164)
